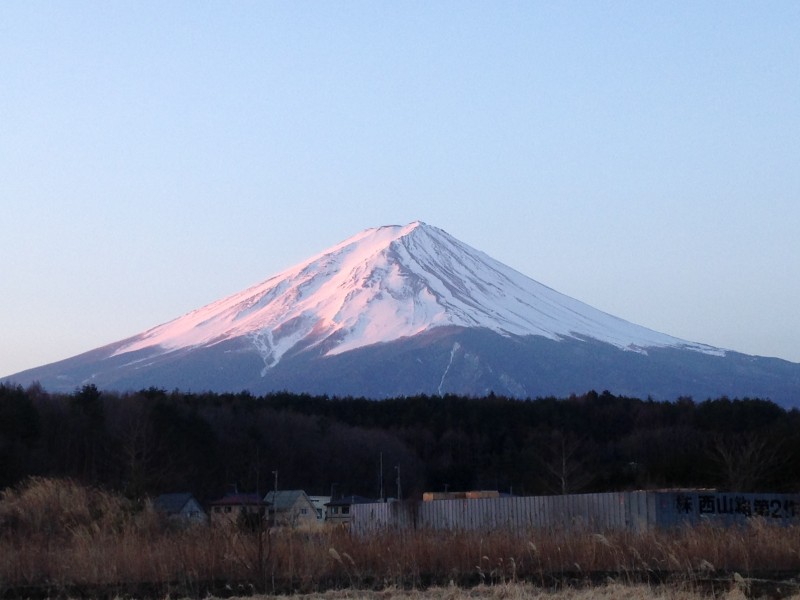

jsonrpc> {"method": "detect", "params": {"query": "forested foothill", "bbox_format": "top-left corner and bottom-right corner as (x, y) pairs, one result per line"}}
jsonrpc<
(1, 382), (798, 501)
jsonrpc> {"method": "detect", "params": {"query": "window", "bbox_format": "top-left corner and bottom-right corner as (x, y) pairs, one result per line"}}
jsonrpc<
(342, 506), (350, 515)
(224, 506), (232, 513)
(300, 508), (308, 515)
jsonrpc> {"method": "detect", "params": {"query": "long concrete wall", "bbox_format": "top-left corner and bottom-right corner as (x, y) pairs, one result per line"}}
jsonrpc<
(351, 491), (799, 535)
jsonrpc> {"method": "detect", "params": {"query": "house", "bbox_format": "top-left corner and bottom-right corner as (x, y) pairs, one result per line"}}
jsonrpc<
(308, 495), (331, 521)
(152, 493), (206, 524)
(325, 495), (375, 527)
(209, 493), (269, 527)
(263, 490), (317, 526)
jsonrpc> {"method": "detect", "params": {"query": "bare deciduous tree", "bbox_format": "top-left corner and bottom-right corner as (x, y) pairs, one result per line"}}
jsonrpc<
(708, 433), (785, 491)
(537, 430), (594, 494)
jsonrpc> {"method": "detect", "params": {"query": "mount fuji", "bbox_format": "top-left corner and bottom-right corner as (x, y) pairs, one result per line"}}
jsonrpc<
(6, 222), (800, 405)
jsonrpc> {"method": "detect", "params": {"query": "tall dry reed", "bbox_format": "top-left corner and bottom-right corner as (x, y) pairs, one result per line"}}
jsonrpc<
(1, 478), (798, 597)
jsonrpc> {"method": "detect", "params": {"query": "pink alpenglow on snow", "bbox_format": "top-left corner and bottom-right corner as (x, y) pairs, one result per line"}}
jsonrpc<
(113, 221), (722, 375)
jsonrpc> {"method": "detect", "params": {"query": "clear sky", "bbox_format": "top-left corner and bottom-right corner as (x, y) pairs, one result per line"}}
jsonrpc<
(2, 1), (799, 378)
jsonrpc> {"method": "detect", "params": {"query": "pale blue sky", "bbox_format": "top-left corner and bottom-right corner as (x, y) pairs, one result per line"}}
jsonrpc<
(2, 1), (799, 378)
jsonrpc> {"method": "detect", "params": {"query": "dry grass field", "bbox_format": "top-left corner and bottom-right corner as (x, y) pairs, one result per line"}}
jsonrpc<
(2, 479), (800, 599)
(249, 582), (794, 599)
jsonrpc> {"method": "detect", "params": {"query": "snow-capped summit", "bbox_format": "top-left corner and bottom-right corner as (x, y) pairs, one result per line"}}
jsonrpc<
(112, 221), (719, 374)
(7, 222), (800, 404)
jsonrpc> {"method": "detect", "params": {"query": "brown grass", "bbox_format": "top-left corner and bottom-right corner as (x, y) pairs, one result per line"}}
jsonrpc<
(263, 583), (768, 599)
(1, 478), (799, 599)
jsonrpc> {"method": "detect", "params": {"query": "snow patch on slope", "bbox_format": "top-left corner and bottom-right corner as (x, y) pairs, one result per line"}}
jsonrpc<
(438, 342), (461, 395)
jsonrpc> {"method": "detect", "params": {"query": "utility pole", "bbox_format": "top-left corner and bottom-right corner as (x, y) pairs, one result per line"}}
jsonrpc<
(255, 447), (261, 499)
(270, 470), (278, 525)
(395, 465), (402, 500)
(379, 452), (384, 502)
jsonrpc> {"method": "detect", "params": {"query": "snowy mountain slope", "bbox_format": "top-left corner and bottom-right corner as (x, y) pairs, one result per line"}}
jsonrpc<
(8, 221), (800, 404)
(110, 221), (721, 374)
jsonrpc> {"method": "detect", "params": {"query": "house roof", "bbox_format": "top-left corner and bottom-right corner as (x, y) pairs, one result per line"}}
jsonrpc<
(263, 490), (310, 511)
(153, 493), (197, 515)
(210, 493), (269, 506)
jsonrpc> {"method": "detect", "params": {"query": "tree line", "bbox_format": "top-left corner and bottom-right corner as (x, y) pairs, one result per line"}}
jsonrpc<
(1, 382), (798, 501)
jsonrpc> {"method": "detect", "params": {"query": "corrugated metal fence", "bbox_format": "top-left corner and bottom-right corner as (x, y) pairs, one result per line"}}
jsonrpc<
(351, 491), (799, 535)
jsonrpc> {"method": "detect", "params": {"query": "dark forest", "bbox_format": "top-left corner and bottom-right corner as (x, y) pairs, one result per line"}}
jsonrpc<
(1, 382), (797, 501)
